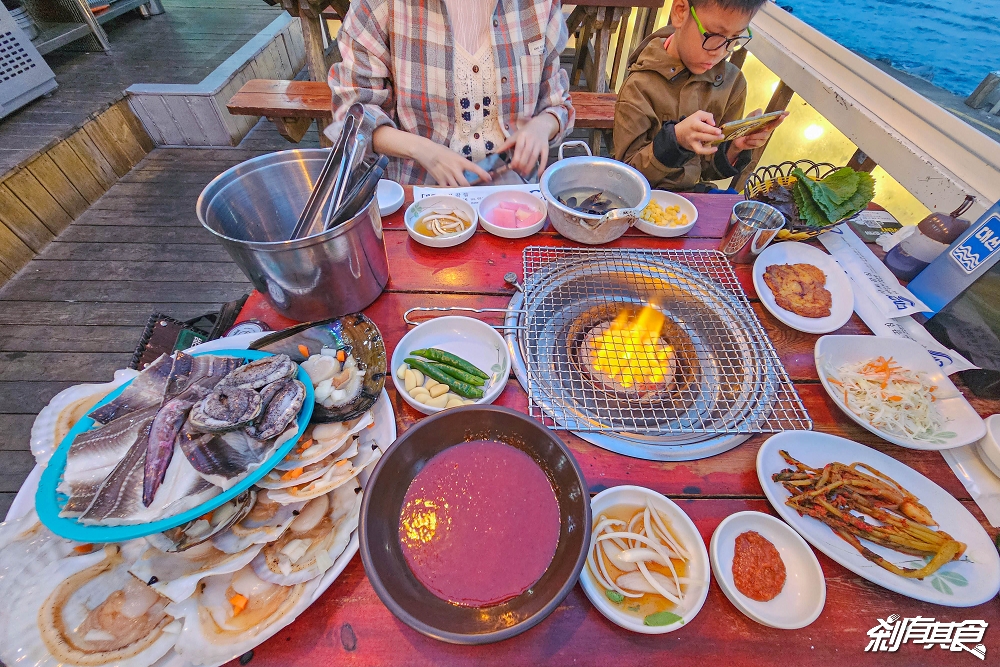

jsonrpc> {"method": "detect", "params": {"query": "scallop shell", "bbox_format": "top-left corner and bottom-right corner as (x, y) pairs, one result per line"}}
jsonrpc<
(249, 314), (386, 423)
(0, 546), (179, 667)
(0, 512), (87, 606)
(265, 443), (382, 504)
(250, 480), (361, 586)
(30, 370), (140, 468)
(273, 410), (373, 471)
(129, 540), (264, 603)
(211, 491), (305, 554)
(165, 565), (320, 667)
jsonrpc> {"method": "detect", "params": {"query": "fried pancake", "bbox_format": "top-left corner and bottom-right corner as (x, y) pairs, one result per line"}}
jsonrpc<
(763, 263), (832, 318)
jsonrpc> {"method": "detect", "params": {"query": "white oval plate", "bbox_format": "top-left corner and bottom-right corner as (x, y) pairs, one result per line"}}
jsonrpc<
(579, 485), (710, 634)
(757, 431), (1000, 607)
(752, 241), (853, 334)
(377, 179), (405, 217)
(635, 190), (698, 238)
(392, 316), (509, 415)
(816, 335), (985, 450)
(710, 511), (825, 629)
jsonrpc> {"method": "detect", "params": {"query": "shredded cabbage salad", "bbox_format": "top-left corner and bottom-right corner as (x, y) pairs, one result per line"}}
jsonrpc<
(828, 356), (943, 440)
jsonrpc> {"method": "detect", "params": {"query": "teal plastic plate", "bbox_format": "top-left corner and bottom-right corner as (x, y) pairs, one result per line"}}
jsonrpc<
(36, 349), (314, 542)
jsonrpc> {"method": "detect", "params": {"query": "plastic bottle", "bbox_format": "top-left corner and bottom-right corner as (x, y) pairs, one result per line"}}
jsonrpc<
(885, 196), (974, 281)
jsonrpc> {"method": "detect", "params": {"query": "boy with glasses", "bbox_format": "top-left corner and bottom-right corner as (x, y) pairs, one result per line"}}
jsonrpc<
(613, 0), (786, 191)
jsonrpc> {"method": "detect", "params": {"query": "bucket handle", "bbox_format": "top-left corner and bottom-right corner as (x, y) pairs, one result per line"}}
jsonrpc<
(403, 307), (525, 330)
(557, 141), (593, 161)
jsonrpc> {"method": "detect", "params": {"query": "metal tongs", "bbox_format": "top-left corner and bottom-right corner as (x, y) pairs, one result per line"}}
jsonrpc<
(288, 103), (364, 240)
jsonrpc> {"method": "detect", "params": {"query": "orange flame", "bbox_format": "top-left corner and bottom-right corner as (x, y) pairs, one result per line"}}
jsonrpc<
(590, 306), (674, 389)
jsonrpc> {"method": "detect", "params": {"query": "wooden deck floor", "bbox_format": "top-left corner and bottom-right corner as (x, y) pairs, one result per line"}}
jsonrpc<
(0, 0), (283, 175)
(0, 117), (313, 516)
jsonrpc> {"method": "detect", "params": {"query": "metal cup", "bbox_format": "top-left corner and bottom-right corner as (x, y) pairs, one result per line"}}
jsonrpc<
(718, 201), (786, 263)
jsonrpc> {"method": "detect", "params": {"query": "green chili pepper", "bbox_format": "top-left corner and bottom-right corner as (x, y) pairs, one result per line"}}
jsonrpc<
(410, 348), (488, 380)
(405, 358), (484, 399)
(429, 362), (485, 387)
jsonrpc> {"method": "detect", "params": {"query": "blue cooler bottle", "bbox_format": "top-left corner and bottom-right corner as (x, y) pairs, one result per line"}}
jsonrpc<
(908, 199), (1000, 314)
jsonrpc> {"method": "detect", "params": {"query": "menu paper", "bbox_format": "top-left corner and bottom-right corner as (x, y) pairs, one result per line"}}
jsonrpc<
(941, 446), (1000, 527)
(413, 184), (543, 207)
(819, 223), (930, 318)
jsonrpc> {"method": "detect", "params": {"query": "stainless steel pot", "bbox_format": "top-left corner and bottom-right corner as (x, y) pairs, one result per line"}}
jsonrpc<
(540, 142), (651, 244)
(197, 149), (390, 321)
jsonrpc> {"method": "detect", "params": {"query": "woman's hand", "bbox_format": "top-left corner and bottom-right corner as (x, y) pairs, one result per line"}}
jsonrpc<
(372, 126), (491, 187)
(419, 142), (492, 187)
(674, 111), (723, 155)
(499, 113), (560, 177)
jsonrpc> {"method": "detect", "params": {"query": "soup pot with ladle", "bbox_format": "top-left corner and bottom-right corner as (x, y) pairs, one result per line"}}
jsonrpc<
(540, 141), (651, 244)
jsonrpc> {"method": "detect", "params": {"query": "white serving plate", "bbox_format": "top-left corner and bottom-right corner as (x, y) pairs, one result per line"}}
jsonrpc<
(757, 431), (1000, 607)
(392, 316), (509, 415)
(752, 241), (853, 334)
(377, 179), (405, 217)
(579, 485), (710, 634)
(7, 331), (397, 667)
(816, 335), (985, 450)
(710, 511), (825, 629)
(975, 414), (1000, 478)
(404, 194), (478, 248)
(477, 188), (547, 238)
(635, 190), (698, 238)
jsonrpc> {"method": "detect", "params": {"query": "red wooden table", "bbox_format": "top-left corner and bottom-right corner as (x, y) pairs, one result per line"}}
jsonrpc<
(231, 191), (1000, 666)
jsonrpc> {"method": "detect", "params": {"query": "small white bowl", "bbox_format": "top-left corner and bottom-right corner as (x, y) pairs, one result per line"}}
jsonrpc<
(477, 190), (547, 239)
(635, 190), (698, 238)
(579, 485), (710, 634)
(404, 195), (478, 248)
(391, 316), (509, 415)
(377, 179), (405, 217)
(710, 511), (826, 629)
(975, 414), (1000, 478)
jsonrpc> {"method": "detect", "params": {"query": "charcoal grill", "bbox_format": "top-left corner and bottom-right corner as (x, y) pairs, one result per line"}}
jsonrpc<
(505, 247), (811, 440)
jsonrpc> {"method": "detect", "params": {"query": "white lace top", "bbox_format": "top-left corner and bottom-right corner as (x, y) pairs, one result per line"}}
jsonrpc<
(448, 42), (508, 163)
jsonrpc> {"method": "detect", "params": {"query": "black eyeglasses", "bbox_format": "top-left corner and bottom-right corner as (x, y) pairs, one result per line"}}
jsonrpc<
(690, 6), (753, 53)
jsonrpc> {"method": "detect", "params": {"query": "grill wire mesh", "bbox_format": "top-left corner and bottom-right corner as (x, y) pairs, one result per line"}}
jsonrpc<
(519, 247), (812, 434)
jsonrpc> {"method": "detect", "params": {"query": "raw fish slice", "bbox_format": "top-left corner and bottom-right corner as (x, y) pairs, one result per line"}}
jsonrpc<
(212, 491), (305, 554)
(258, 440), (359, 490)
(78, 423), (150, 524)
(0, 545), (179, 667)
(274, 410), (372, 470)
(130, 539), (264, 603)
(89, 354), (173, 424)
(179, 425), (295, 490)
(165, 565), (319, 667)
(251, 481), (361, 585)
(30, 369), (140, 468)
(60, 405), (160, 495)
(266, 444), (381, 504)
(144, 361), (240, 505)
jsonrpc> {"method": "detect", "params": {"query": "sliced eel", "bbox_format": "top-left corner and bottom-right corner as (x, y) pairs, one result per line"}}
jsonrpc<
(89, 354), (173, 424)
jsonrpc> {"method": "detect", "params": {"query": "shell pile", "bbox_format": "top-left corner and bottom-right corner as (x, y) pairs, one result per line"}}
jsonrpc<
(0, 362), (385, 667)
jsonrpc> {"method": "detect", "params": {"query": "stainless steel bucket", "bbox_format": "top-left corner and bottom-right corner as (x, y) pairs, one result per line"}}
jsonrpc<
(197, 149), (390, 321)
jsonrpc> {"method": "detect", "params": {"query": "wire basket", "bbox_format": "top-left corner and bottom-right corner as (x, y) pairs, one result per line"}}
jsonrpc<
(744, 160), (849, 240)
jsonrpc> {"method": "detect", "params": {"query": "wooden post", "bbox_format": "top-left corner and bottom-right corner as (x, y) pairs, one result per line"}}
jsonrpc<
(297, 0), (332, 146)
(965, 71), (1000, 110)
(729, 80), (795, 191)
(608, 7), (632, 93)
(846, 148), (877, 172)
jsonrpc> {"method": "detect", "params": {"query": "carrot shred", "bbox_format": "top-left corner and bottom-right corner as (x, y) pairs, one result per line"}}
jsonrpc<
(230, 594), (248, 616)
(281, 467), (304, 481)
(199, 510), (214, 523)
(73, 543), (94, 553)
(298, 344), (310, 358)
(297, 438), (313, 453)
(337, 349), (346, 362)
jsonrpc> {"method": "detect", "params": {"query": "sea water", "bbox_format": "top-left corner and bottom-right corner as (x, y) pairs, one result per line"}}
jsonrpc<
(782, 0), (1000, 97)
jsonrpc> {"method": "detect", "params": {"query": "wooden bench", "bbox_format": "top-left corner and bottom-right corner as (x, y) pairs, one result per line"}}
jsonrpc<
(227, 79), (617, 150)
